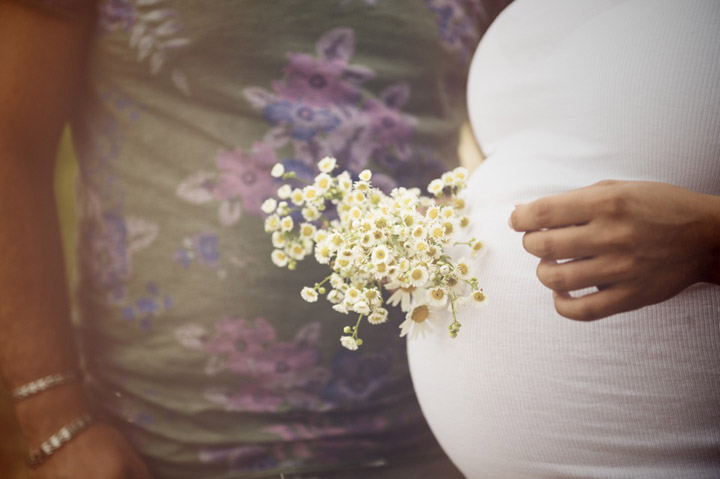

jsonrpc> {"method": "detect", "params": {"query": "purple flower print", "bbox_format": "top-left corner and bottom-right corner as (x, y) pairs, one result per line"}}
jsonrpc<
(99, 0), (137, 33)
(174, 232), (221, 269)
(425, 0), (482, 63)
(364, 98), (415, 149)
(263, 99), (341, 141)
(213, 143), (279, 217)
(273, 53), (363, 107)
(321, 349), (395, 405)
(81, 210), (130, 303)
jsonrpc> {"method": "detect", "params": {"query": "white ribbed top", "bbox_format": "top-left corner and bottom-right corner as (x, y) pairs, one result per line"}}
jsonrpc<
(408, 1), (720, 477)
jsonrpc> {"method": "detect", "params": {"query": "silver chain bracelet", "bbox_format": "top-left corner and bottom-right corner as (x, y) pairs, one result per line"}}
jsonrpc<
(26, 412), (95, 468)
(11, 371), (80, 402)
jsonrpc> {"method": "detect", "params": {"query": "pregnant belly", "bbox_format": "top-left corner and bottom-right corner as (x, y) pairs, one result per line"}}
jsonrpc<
(406, 162), (720, 478)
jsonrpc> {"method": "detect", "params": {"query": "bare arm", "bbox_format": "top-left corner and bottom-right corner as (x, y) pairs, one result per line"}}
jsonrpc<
(0, 2), (150, 476)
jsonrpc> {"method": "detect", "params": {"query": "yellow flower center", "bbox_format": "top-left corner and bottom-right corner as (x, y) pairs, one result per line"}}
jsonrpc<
(411, 305), (429, 323)
(431, 289), (444, 300)
(411, 269), (424, 281)
(458, 263), (468, 275)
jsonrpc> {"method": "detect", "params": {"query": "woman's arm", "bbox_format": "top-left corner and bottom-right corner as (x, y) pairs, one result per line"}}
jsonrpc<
(0, 2), (150, 477)
(509, 180), (720, 321)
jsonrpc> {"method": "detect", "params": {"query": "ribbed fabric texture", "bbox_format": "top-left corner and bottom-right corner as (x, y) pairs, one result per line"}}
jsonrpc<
(408, 1), (720, 477)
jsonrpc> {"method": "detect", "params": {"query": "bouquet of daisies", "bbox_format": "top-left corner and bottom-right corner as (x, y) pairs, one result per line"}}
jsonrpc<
(263, 156), (486, 351)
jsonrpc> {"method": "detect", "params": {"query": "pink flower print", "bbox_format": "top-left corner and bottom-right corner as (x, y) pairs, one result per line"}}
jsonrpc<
(204, 317), (277, 366)
(204, 385), (284, 412)
(273, 53), (363, 107)
(213, 143), (278, 217)
(363, 97), (416, 154)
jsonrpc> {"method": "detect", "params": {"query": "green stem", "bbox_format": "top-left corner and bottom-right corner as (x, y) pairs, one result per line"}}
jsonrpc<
(352, 314), (363, 340)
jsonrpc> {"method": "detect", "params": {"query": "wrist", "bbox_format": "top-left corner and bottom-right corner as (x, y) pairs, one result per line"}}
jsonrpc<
(14, 382), (93, 447)
(699, 193), (720, 286)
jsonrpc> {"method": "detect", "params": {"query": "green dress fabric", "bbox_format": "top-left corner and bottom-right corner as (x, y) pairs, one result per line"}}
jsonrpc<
(18, 0), (502, 477)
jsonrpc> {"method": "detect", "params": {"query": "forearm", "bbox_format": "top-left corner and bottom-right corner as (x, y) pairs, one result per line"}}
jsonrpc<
(0, 152), (91, 442)
(0, 0), (96, 444)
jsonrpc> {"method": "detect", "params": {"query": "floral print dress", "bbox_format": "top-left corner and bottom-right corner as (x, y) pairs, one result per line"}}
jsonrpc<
(18, 0), (504, 477)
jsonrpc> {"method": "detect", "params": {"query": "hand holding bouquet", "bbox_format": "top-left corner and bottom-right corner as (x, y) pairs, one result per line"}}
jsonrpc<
(263, 157), (486, 350)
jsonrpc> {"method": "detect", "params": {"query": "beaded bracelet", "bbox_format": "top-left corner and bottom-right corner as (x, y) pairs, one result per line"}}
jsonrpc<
(26, 412), (95, 468)
(11, 371), (81, 402)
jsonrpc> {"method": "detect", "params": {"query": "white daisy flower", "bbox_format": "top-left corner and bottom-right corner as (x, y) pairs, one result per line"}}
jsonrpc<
(428, 179), (444, 196)
(471, 240), (485, 258)
(471, 290), (487, 305)
(318, 156), (337, 173)
(280, 216), (294, 232)
(330, 273), (345, 290)
(288, 242), (306, 260)
(271, 231), (286, 248)
(353, 301), (371, 315)
(372, 262), (389, 280)
(368, 307), (388, 325)
(408, 265), (429, 287)
(327, 289), (344, 304)
(271, 163), (285, 178)
(363, 288), (381, 307)
(386, 285), (416, 312)
(372, 245), (392, 265)
(359, 169), (372, 182)
(340, 335), (358, 351)
(271, 249), (288, 267)
(333, 303), (349, 314)
(301, 287), (318, 303)
(314, 241), (333, 264)
(430, 224), (445, 240)
(344, 287), (361, 305)
(453, 166), (469, 183)
(427, 286), (447, 308)
(399, 304), (433, 340)
(303, 185), (319, 202)
(455, 258), (472, 279)
(337, 171), (353, 192)
(299, 223), (316, 239)
(314, 229), (328, 243)
(261, 198), (277, 214)
(264, 214), (280, 233)
(291, 188), (305, 206)
(277, 184), (292, 199)
(314, 173), (332, 192)
(302, 206), (320, 221)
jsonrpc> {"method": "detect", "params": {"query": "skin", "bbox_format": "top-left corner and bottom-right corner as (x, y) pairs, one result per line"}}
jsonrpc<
(0, 1), (151, 477)
(509, 180), (720, 321)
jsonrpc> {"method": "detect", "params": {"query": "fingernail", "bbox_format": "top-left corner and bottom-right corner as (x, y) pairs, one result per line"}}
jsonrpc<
(508, 215), (514, 230)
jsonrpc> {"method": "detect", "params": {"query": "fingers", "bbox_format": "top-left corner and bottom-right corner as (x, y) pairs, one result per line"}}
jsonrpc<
(510, 192), (593, 232)
(552, 286), (639, 321)
(522, 225), (604, 260)
(509, 180), (624, 232)
(535, 257), (631, 292)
